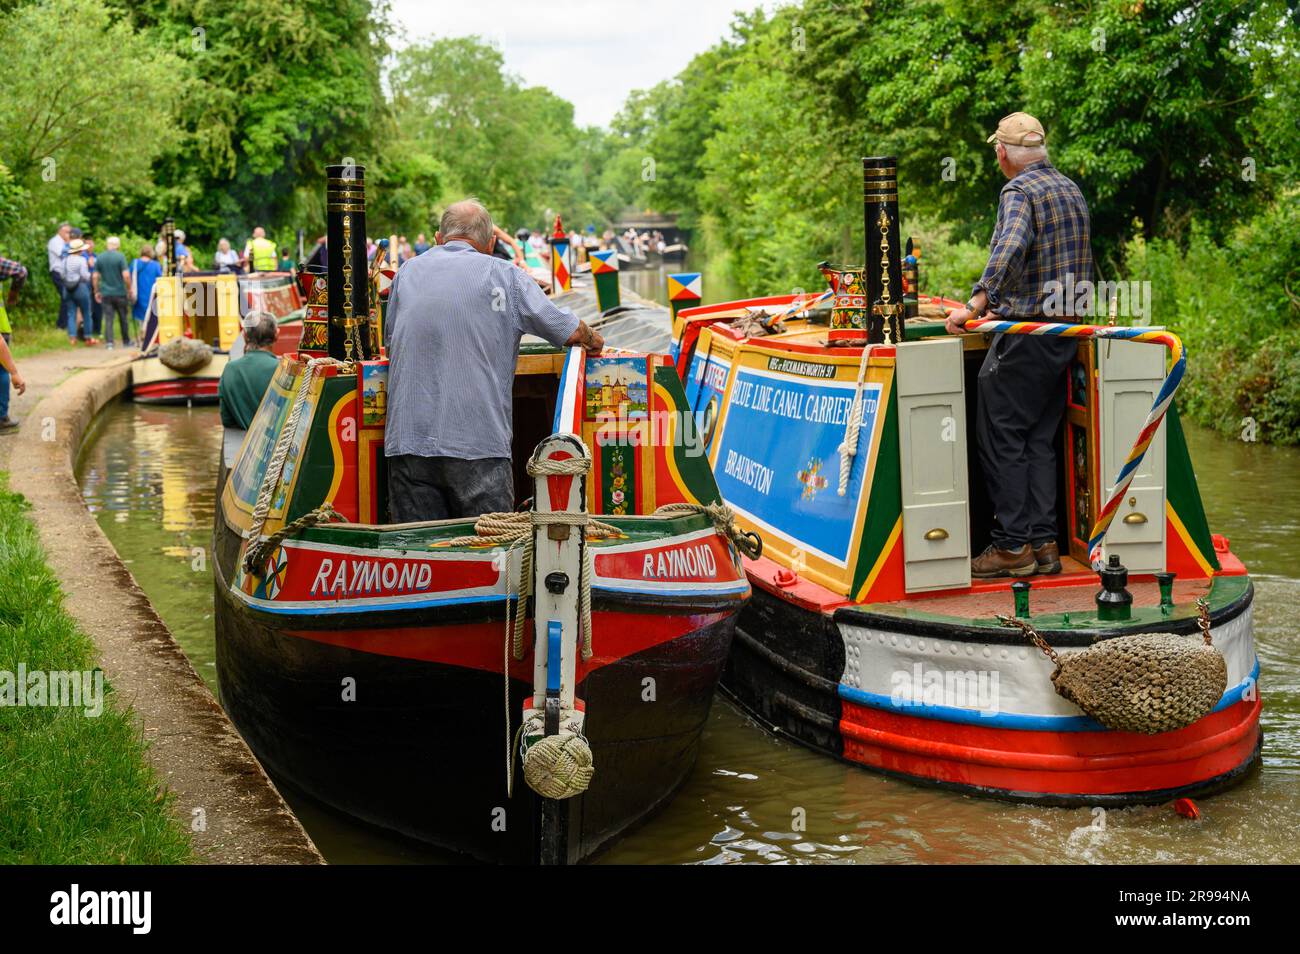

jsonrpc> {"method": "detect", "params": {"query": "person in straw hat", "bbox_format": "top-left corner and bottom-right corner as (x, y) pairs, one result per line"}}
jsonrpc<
(945, 111), (1095, 579)
(60, 236), (95, 345)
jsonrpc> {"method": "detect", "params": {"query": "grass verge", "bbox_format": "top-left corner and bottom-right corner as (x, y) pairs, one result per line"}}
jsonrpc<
(9, 323), (76, 361)
(0, 475), (192, 864)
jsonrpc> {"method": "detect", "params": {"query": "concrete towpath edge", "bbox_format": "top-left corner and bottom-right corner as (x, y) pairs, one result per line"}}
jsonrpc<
(4, 350), (323, 864)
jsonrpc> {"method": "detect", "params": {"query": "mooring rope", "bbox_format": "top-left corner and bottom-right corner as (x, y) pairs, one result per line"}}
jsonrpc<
(651, 501), (763, 561)
(243, 504), (345, 575)
(966, 318), (1186, 569)
(836, 344), (877, 497)
(241, 356), (349, 575)
(444, 454), (619, 664)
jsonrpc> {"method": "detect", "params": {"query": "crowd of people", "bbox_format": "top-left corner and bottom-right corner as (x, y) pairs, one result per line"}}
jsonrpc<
(38, 222), (301, 351)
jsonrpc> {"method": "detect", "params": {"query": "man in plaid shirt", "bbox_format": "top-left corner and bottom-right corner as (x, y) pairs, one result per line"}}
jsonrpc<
(947, 112), (1095, 578)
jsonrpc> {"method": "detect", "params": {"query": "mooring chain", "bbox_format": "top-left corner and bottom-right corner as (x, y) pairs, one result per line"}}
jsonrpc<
(1196, 597), (1214, 646)
(997, 614), (1060, 667)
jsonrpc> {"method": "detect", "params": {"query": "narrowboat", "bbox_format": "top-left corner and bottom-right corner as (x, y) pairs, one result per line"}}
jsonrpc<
(239, 270), (305, 357)
(213, 166), (754, 864)
(667, 157), (1261, 806)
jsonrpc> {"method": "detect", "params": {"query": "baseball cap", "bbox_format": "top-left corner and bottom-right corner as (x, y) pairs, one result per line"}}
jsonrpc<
(986, 112), (1046, 147)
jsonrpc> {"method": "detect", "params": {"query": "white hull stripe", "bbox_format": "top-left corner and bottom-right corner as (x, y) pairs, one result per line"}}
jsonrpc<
(837, 661), (1260, 732)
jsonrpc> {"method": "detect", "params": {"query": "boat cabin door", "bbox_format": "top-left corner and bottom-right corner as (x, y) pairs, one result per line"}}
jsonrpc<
(896, 337), (971, 592)
(1097, 338), (1167, 574)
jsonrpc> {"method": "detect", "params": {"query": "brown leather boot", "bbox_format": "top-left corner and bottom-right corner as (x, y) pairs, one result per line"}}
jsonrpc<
(1033, 540), (1062, 575)
(971, 544), (1036, 579)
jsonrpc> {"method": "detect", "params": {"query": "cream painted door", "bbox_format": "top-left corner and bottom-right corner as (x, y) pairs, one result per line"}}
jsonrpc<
(896, 337), (971, 592)
(1097, 338), (1166, 573)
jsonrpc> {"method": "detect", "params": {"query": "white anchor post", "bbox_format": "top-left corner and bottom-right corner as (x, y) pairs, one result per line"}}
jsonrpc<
(528, 431), (589, 864)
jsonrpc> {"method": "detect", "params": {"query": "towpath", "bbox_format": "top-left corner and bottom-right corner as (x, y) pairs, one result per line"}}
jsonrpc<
(1, 345), (323, 864)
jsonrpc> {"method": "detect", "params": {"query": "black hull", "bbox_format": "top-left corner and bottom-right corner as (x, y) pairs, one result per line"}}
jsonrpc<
(212, 524), (735, 864)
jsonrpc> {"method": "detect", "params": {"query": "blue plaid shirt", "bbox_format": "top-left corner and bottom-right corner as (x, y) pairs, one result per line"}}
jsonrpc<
(973, 160), (1093, 319)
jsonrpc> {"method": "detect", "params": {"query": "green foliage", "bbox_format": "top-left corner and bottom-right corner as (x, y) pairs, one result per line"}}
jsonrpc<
(0, 479), (192, 863)
(1125, 199), (1300, 443)
(120, 0), (391, 243)
(389, 35), (622, 230)
(0, 0), (184, 219)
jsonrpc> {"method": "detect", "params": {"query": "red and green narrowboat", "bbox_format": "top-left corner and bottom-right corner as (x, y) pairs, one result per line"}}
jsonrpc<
(665, 158), (1260, 806)
(213, 166), (752, 864)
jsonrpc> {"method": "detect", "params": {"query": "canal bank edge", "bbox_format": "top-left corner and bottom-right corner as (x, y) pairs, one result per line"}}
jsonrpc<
(5, 354), (323, 864)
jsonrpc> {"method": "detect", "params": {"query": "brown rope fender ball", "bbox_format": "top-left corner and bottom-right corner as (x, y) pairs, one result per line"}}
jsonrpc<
(999, 599), (1228, 735)
(523, 734), (595, 800)
(158, 336), (213, 373)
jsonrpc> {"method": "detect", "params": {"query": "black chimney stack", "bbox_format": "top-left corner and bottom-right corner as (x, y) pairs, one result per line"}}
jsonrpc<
(325, 162), (373, 362)
(862, 156), (905, 345)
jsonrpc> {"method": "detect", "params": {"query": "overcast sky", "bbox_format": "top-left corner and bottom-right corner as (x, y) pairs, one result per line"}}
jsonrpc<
(388, 0), (765, 128)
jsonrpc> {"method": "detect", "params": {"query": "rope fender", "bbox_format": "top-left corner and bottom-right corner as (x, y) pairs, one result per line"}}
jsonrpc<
(998, 599), (1227, 735)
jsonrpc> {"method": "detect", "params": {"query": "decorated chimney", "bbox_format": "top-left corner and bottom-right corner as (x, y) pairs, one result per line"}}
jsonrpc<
(326, 161), (374, 362)
(549, 215), (572, 293)
(863, 156), (905, 344)
(590, 249), (621, 313)
(161, 218), (176, 278)
(667, 272), (702, 321)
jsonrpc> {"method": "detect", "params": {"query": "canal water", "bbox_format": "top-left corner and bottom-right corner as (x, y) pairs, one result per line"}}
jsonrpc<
(76, 391), (1299, 864)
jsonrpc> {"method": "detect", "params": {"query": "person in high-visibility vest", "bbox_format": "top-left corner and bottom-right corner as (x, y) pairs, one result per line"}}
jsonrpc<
(243, 227), (278, 272)
(0, 255), (29, 430)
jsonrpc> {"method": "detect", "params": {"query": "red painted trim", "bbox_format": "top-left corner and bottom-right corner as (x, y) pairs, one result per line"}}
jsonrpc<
(677, 294), (802, 319)
(745, 555), (849, 614)
(838, 695), (1261, 797)
(1215, 547), (1248, 576)
(132, 378), (219, 400)
(286, 608), (732, 678)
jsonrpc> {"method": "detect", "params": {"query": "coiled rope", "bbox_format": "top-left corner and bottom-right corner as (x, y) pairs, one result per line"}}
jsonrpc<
(242, 356), (350, 575)
(967, 318), (1186, 569)
(837, 344), (877, 496)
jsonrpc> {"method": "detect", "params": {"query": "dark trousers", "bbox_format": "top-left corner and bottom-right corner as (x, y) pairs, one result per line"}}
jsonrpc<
(64, 283), (92, 340)
(51, 270), (71, 330)
(101, 295), (129, 344)
(976, 332), (1077, 549)
(387, 454), (514, 522)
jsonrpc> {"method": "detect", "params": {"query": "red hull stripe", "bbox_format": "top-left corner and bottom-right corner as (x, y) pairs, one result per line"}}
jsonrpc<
(838, 694), (1261, 796)
(234, 533), (748, 615)
(286, 608), (732, 677)
(133, 378), (219, 399)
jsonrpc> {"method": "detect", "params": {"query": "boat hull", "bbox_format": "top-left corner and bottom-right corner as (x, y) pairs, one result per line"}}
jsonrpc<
(724, 580), (1261, 805)
(130, 353), (227, 405)
(212, 519), (741, 863)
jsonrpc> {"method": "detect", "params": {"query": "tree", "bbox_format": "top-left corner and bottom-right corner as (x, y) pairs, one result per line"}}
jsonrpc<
(0, 0), (184, 222)
(389, 35), (600, 229)
(121, 0), (392, 243)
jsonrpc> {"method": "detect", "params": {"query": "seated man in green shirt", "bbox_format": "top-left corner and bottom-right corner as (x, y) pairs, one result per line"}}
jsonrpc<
(218, 311), (279, 431)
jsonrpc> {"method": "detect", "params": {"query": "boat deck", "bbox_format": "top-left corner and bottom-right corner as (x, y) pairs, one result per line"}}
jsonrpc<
(878, 573), (1212, 619)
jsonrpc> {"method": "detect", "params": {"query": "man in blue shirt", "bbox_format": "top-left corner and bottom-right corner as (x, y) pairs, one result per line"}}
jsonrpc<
(383, 199), (603, 521)
(130, 245), (162, 347)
